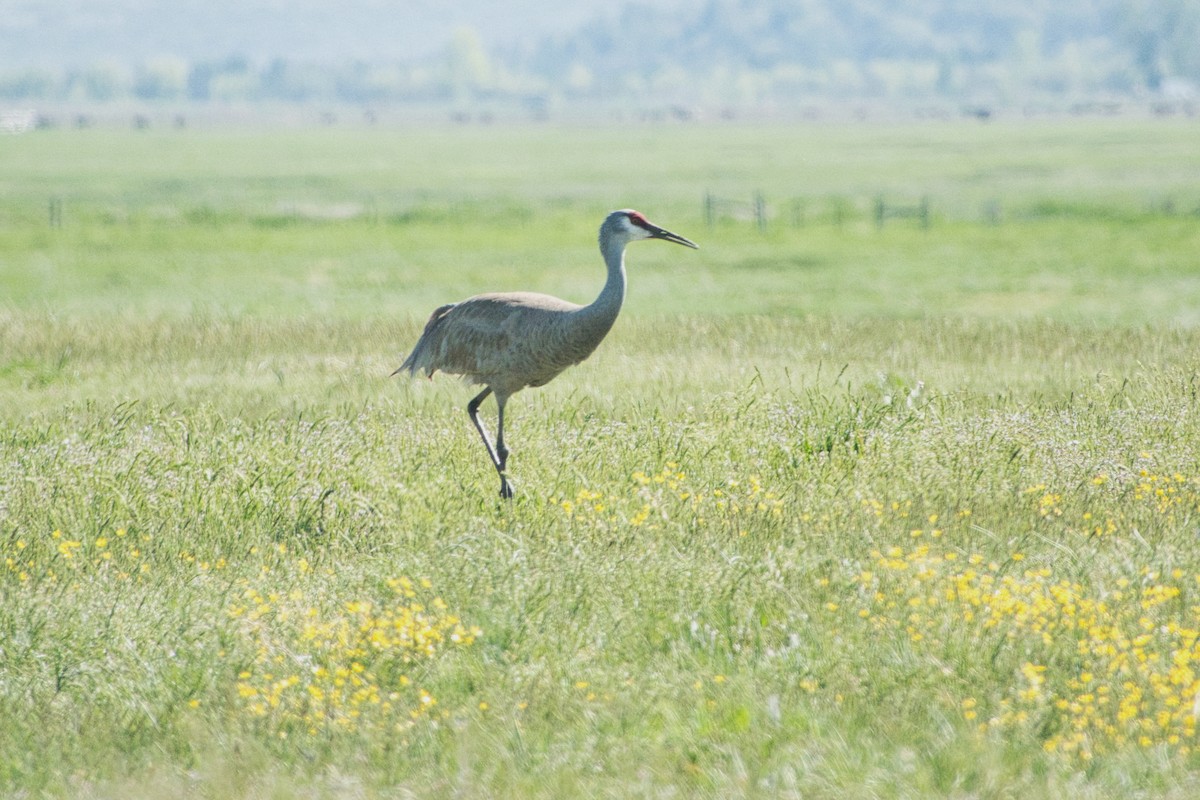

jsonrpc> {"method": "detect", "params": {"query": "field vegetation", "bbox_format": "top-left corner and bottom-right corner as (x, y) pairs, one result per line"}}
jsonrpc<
(3, 119), (1200, 797)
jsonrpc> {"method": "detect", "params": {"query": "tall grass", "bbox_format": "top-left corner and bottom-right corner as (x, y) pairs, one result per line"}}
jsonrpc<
(2, 120), (1200, 797)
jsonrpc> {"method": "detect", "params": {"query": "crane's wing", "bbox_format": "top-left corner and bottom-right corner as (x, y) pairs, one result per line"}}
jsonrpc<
(395, 293), (580, 381)
(394, 302), (458, 377)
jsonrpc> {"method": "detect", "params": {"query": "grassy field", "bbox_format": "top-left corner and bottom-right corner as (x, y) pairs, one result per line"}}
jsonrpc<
(3, 118), (1200, 798)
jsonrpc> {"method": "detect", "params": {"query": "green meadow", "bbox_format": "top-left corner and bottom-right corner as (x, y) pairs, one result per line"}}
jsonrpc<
(3, 118), (1200, 798)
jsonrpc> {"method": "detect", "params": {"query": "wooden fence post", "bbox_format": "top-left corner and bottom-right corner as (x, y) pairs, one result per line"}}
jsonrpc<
(983, 199), (1002, 225)
(790, 199), (805, 227)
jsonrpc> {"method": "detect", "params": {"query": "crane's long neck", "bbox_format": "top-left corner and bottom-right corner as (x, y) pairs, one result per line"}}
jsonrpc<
(576, 234), (627, 339)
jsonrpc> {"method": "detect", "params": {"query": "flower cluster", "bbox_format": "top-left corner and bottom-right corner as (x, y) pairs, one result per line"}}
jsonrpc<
(1129, 469), (1200, 518)
(853, 543), (1200, 759)
(2, 527), (154, 585)
(1025, 466), (1200, 540)
(230, 576), (480, 736)
(551, 463), (784, 530)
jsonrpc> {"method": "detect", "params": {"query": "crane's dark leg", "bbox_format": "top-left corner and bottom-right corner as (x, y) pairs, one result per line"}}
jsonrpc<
(467, 387), (513, 499)
(495, 394), (512, 499)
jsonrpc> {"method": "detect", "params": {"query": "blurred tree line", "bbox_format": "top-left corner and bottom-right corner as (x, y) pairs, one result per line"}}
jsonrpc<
(1, 0), (1196, 106)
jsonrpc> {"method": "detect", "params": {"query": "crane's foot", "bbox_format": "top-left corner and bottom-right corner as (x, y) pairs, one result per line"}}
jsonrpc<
(499, 477), (514, 500)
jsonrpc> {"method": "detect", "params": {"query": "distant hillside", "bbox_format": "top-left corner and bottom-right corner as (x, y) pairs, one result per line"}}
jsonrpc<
(1, 0), (1196, 107)
(0, 0), (586, 67)
(513, 0), (1200, 99)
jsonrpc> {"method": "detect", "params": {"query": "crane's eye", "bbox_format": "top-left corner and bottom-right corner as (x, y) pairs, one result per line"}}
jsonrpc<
(626, 211), (649, 229)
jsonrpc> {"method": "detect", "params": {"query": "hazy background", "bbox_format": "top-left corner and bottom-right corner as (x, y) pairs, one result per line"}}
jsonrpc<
(1, 0), (1197, 117)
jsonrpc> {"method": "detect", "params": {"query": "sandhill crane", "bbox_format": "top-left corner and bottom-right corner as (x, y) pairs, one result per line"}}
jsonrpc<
(395, 209), (698, 498)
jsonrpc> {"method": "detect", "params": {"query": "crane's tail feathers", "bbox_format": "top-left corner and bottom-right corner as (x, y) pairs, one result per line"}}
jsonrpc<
(392, 302), (457, 378)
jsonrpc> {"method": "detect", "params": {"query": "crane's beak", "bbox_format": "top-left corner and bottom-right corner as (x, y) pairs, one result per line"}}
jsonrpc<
(647, 223), (699, 249)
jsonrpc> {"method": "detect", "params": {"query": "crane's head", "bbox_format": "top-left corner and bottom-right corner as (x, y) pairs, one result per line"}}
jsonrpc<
(603, 209), (699, 250)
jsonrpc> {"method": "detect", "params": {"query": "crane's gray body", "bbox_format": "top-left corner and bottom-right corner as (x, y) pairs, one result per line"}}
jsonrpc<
(399, 289), (620, 398)
(396, 210), (696, 498)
